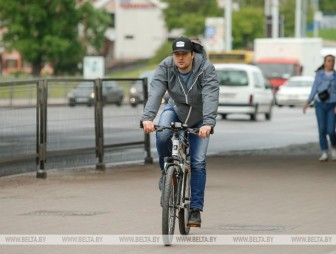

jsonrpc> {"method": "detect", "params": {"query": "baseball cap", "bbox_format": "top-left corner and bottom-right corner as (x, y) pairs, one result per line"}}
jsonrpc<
(172, 37), (193, 53)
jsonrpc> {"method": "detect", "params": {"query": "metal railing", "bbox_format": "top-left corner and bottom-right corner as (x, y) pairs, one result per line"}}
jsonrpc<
(0, 78), (152, 178)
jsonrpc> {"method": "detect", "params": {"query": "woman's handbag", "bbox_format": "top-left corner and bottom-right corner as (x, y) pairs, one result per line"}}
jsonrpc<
(318, 90), (330, 102)
(318, 81), (332, 102)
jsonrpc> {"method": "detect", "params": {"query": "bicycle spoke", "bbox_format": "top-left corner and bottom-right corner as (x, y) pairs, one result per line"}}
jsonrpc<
(162, 166), (177, 246)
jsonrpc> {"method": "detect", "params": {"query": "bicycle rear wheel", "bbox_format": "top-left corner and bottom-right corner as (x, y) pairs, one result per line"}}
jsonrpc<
(162, 165), (177, 246)
(178, 168), (191, 235)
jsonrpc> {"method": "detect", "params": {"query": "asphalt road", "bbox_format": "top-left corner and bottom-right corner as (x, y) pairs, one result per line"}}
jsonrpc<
(0, 104), (319, 175)
(208, 105), (317, 155)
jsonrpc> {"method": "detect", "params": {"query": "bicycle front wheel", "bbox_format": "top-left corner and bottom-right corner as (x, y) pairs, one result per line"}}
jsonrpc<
(162, 165), (177, 246)
(178, 168), (191, 235)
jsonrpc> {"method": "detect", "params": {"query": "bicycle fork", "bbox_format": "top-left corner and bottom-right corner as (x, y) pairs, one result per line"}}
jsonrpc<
(161, 160), (186, 211)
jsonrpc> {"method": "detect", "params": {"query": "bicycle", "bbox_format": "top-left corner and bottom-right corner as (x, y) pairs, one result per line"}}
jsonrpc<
(141, 121), (212, 246)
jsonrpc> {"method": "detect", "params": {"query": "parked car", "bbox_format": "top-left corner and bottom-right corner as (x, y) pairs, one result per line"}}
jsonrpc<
(276, 76), (314, 107)
(214, 63), (274, 121)
(68, 81), (124, 107)
(129, 70), (169, 107)
(129, 81), (145, 107)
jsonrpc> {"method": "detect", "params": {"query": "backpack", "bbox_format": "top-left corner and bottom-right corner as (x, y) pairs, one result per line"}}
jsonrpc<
(192, 41), (204, 54)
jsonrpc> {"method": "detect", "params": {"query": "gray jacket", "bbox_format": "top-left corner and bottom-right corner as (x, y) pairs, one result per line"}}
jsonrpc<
(142, 52), (219, 127)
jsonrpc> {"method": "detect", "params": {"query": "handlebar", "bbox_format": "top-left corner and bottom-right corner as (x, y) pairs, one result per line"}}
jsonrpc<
(140, 120), (214, 135)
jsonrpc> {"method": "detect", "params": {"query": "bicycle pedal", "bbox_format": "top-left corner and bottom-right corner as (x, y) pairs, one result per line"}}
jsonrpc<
(187, 223), (201, 228)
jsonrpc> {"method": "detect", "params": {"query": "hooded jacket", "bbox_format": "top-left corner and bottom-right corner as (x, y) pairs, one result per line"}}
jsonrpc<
(142, 51), (219, 127)
(307, 69), (336, 104)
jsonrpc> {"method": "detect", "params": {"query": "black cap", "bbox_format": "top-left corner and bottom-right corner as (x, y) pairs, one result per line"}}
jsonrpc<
(172, 37), (193, 53)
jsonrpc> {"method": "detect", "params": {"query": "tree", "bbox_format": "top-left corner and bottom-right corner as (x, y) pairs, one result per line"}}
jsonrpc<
(232, 7), (264, 49)
(279, 0), (297, 37)
(320, 0), (336, 14)
(161, 0), (222, 37)
(279, 0), (315, 37)
(236, 0), (264, 8)
(161, 0), (264, 50)
(0, 0), (110, 76)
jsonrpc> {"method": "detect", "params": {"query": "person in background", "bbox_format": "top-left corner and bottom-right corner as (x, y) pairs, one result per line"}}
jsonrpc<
(303, 54), (336, 161)
(141, 36), (219, 227)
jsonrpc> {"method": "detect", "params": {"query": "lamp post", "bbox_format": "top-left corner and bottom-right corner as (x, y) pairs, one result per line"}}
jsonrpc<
(271, 0), (279, 38)
(225, 0), (232, 51)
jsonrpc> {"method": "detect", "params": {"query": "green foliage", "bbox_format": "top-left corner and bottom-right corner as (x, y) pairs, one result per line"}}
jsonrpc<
(0, 0), (110, 76)
(307, 29), (336, 41)
(235, 0), (264, 8)
(77, 3), (111, 53)
(148, 41), (172, 65)
(161, 1), (264, 49)
(232, 7), (264, 49)
(161, 0), (222, 36)
(320, 0), (336, 14)
(160, 0), (336, 48)
(279, 0), (295, 37)
(280, 0), (315, 37)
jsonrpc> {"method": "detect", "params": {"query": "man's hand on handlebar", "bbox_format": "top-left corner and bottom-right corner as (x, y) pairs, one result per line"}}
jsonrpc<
(199, 125), (212, 139)
(142, 120), (155, 134)
(141, 120), (213, 138)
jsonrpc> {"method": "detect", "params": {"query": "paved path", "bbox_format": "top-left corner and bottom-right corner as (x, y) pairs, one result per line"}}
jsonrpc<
(1, 143), (336, 254)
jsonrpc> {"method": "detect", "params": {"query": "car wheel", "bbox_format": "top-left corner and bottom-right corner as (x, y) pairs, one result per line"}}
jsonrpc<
(116, 96), (123, 107)
(68, 99), (75, 107)
(265, 105), (273, 121)
(87, 100), (93, 107)
(250, 105), (258, 121)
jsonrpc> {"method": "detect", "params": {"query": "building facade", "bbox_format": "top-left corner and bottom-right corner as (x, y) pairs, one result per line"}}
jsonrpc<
(95, 0), (168, 68)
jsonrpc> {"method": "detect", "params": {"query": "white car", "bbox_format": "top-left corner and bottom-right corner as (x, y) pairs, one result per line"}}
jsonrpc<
(276, 76), (314, 107)
(215, 63), (274, 121)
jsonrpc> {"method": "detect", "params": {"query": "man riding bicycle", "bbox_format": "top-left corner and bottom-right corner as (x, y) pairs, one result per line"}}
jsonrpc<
(142, 36), (219, 227)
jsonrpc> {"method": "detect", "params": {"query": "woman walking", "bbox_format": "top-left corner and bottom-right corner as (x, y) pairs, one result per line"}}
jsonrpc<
(303, 54), (336, 161)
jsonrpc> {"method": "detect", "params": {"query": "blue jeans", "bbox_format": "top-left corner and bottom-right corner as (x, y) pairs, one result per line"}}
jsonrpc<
(156, 104), (209, 211)
(315, 101), (336, 151)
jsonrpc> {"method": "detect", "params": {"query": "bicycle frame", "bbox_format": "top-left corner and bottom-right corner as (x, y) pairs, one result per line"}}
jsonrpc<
(163, 125), (191, 211)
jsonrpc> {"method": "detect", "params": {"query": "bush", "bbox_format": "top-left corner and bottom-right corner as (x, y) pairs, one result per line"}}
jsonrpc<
(148, 41), (172, 65)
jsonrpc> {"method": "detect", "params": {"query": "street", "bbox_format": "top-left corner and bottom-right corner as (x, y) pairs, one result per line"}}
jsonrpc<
(0, 104), (319, 168)
(208, 105), (317, 155)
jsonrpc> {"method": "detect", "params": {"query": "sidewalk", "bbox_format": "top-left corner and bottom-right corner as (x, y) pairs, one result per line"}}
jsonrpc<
(1, 143), (336, 254)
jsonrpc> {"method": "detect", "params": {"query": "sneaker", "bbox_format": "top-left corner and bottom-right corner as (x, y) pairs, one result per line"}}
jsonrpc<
(187, 209), (201, 227)
(331, 149), (336, 161)
(319, 152), (328, 162)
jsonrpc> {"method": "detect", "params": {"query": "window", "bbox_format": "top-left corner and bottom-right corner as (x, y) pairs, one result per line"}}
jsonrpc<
(208, 50), (254, 64)
(125, 35), (134, 39)
(256, 63), (297, 79)
(5, 59), (18, 68)
(109, 13), (115, 28)
(253, 72), (263, 88)
(216, 70), (248, 87)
